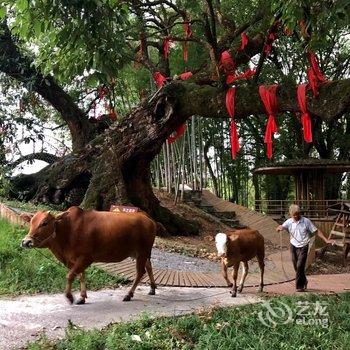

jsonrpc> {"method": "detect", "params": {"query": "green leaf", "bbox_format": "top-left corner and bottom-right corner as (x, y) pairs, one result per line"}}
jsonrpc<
(16, 0), (28, 12)
(0, 6), (6, 19)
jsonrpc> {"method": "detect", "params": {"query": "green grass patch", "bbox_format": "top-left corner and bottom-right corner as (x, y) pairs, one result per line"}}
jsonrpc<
(27, 293), (350, 349)
(0, 197), (63, 213)
(0, 219), (127, 296)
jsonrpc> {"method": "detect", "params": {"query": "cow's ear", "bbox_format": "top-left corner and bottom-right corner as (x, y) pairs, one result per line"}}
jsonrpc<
(20, 213), (33, 223)
(55, 211), (69, 222)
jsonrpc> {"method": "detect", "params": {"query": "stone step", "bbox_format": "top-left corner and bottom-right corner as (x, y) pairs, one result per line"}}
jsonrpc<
(220, 218), (240, 227)
(199, 205), (216, 214)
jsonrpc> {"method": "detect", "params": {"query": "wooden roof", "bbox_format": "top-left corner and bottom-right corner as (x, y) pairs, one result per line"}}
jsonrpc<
(254, 159), (350, 175)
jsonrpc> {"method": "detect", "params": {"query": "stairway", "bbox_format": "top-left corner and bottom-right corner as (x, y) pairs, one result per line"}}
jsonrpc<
(182, 190), (243, 229)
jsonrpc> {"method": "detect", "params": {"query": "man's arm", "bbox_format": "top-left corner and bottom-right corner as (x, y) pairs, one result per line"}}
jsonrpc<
(276, 225), (285, 232)
(316, 229), (333, 245)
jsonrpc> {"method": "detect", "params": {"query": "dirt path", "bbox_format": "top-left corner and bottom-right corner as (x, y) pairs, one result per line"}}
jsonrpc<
(0, 286), (260, 350)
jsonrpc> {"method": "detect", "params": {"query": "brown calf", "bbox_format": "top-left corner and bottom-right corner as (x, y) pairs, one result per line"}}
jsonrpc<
(215, 229), (265, 297)
(21, 206), (157, 304)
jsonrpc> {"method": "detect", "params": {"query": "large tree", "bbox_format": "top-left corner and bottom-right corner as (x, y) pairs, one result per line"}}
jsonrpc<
(1, 0), (349, 234)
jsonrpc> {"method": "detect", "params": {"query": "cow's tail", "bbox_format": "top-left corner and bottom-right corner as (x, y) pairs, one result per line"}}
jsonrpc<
(156, 222), (168, 237)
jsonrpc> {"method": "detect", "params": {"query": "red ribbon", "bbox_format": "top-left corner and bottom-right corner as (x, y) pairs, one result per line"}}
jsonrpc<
(163, 36), (172, 59)
(183, 20), (192, 39)
(168, 124), (186, 144)
(225, 87), (240, 159)
(297, 84), (313, 143)
(238, 32), (249, 51)
(259, 85), (279, 159)
(307, 52), (327, 97)
(182, 19), (192, 62)
(263, 21), (280, 55)
(264, 32), (277, 55)
(226, 69), (256, 84)
(153, 71), (167, 88)
(219, 50), (236, 76)
(179, 71), (193, 80)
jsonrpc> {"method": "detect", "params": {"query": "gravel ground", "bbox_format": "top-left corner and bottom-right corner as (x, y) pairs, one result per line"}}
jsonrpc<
(151, 248), (221, 273)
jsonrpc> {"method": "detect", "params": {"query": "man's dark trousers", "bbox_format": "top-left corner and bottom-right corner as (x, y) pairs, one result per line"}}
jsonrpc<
(290, 244), (309, 290)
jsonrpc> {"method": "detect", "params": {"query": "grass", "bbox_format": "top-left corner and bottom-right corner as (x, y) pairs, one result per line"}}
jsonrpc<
(0, 197), (63, 213)
(0, 219), (127, 296)
(26, 293), (350, 350)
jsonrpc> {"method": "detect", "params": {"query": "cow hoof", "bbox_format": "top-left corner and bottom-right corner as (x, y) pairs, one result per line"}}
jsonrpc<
(66, 294), (74, 304)
(148, 289), (156, 295)
(230, 290), (237, 297)
(123, 294), (132, 302)
(237, 285), (243, 293)
(75, 298), (86, 305)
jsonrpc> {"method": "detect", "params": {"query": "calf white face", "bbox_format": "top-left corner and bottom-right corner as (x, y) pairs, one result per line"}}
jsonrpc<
(215, 233), (227, 257)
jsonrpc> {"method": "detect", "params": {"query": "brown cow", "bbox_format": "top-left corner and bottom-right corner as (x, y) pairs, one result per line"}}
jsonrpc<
(21, 206), (157, 304)
(215, 229), (265, 297)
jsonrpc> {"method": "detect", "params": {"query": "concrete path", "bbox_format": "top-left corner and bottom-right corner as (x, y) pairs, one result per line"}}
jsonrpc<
(0, 286), (260, 350)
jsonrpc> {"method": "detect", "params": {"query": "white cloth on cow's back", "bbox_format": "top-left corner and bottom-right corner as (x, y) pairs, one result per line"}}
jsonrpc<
(282, 216), (317, 248)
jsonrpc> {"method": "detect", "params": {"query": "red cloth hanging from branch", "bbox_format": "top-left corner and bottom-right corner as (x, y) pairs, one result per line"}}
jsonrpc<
(168, 124), (186, 144)
(153, 71), (168, 88)
(219, 50), (236, 76)
(226, 69), (256, 84)
(307, 52), (327, 97)
(263, 21), (280, 55)
(297, 84), (313, 143)
(182, 17), (192, 62)
(259, 85), (279, 159)
(238, 32), (249, 51)
(163, 36), (172, 59)
(225, 87), (240, 159)
(179, 71), (193, 80)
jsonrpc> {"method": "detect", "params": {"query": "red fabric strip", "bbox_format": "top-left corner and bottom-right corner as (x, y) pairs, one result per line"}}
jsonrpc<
(183, 20), (192, 39)
(179, 72), (193, 80)
(168, 124), (186, 144)
(219, 51), (236, 76)
(225, 87), (235, 118)
(183, 41), (188, 62)
(297, 84), (313, 143)
(307, 52), (327, 97)
(226, 69), (256, 84)
(238, 32), (249, 51)
(259, 85), (279, 159)
(163, 36), (172, 59)
(225, 87), (240, 159)
(230, 120), (240, 159)
(153, 71), (167, 88)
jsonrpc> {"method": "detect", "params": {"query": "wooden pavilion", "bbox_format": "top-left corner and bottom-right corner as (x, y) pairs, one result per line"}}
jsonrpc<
(253, 159), (350, 222)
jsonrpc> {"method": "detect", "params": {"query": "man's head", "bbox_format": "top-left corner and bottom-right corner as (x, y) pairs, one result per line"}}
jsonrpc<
(289, 204), (301, 222)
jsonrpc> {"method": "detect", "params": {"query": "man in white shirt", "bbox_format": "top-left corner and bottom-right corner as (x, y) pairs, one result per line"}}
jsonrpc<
(276, 204), (332, 292)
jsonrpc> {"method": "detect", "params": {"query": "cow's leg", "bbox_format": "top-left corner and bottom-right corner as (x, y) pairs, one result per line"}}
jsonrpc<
(75, 272), (87, 305)
(230, 262), (240, 297)
(123, 256), (147, 302)
(237, 261), (248, 293)
(221, 259), (232, 287)
(257, 253), (265, 293)
(65, 258), (90, 304)
(145, 258), (156, 295)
